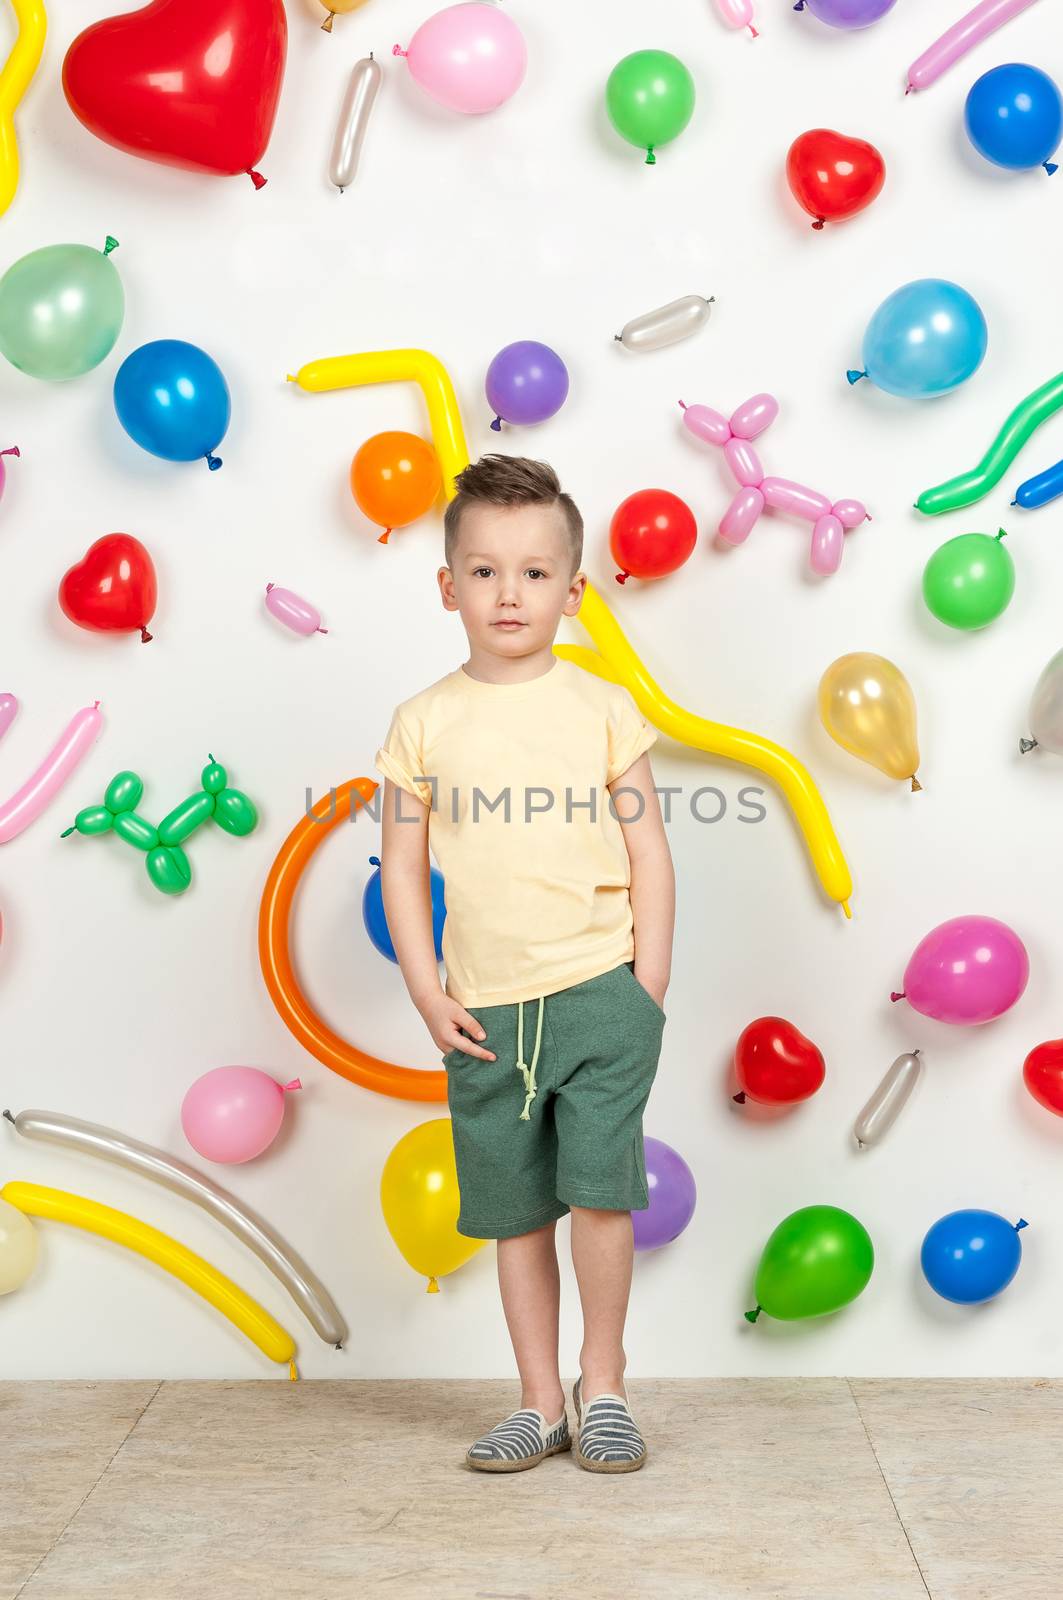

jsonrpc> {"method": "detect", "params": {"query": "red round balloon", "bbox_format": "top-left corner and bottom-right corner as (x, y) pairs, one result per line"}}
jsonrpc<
(733, 1017), (826, 1106)
(62, 0), (287, 188)
(609, 489), (697, 585)
(786, 128), (886, 230)
(1023, 1039), (1063, 1116)
(59, 534), (158, 643)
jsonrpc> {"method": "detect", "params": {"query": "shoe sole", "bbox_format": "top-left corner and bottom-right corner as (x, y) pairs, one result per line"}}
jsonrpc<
(465, 1435), (572, 1473)
(572, 1379), (647, 1474)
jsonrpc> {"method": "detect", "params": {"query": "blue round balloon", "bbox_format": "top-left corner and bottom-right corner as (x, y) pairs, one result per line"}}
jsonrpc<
(363, 855), (446, 963)
(114, 339), (231, 470)
(921, 1210), (1028, 1305)
(965, 64), (1063, 174)
(848, 278), (988, 399)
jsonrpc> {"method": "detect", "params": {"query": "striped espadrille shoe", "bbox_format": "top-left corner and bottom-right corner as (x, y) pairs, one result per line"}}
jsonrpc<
(465, 1406), (571, 1473)
(572, 1375), (647, 1473)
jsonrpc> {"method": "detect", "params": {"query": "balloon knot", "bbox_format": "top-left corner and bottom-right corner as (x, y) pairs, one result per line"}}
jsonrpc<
(2, 1109), (14, 1123)
(284, 1079), (303, 1093)
(369, 855), (381, 866)
(206, 453), (223, 471)
(1016, 1217), (1029, 1231)
(846, 370), (867, 385)
(678, 399), (687, 409)
(615, 571), (629, 585)
(749, 24), (758, 35)
(732, 1091), (747, 1104)
(247, 168), (268, 190)
(811, 218), (825, 230)
(103, 236), (119, 255)
(289, 1361), (299, 1381)
(378, 529), (391, 544)
(321, 10), (335, 30)
(490, 416), (502, 432)
(645, 147), (656, 165)
(910, 775), (922, 793)
(1045, 162), (1058, 176)
(266, 583), (274, 593)
(393, 44), (407, 56)
(60, 826), (75, 838)
(1019, 737), (1038, 754)
(793, 1), (806, 9)
(427, 1276), (439, 1293)
(744, 1305), (762, 1322)
(996, 528), (1008, 540)
(890, 991), (905, 1003)
(1, 446), (19, 458)
(317, 626), (329, 634)
(904, 82), (913, 95)
(140, 628), (153, 644)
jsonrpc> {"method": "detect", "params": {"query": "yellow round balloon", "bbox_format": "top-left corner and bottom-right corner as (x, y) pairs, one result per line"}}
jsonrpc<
(319, 0), (370, 33)
(380, 1118), (485, 1292)
(818, 653), (922, 790)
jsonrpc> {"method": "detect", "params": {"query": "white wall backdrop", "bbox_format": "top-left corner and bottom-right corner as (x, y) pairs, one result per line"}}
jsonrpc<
(3, 0), (1063, 1379)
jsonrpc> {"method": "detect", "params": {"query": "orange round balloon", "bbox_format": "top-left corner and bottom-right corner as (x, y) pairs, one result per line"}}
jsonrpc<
(350, 431), (442, 544)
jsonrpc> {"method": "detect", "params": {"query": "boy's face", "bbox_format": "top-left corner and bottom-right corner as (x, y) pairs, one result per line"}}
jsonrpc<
(439, 503), (585, 657)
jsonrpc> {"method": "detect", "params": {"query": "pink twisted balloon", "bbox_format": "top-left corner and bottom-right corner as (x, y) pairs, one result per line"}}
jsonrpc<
(680, 395), (869, 576)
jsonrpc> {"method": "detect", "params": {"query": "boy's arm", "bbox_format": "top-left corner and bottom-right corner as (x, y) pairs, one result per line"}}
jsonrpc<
(608, 752), (675, 1009)
(379, 777), (496, 1060)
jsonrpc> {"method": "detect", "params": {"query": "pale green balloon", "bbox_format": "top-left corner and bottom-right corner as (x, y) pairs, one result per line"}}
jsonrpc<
(0, 237), (124, 381)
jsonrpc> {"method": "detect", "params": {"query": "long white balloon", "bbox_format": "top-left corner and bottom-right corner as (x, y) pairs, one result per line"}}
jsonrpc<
(329, 53), (383, 193)
(852, 1052), (923, 1148)
(3, 1108), (348, 1347)
(615, 294), (715, 353)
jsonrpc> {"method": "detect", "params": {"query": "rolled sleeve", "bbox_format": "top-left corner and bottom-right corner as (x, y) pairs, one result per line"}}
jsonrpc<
(606, 690), (658, 785)
(375, 707), (433, 807)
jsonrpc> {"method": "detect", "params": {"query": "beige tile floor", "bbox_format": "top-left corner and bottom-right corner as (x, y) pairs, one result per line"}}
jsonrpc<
(2, 1379), (1060, 1600)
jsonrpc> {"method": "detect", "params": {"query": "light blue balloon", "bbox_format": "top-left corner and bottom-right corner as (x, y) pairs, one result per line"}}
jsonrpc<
(847, 279), (988, 399)
(113, 339), (231, 470)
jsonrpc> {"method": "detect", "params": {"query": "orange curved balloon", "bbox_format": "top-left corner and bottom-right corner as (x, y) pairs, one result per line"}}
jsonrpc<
(259, 778), (447, 1102)
(350, 430), (442, 545)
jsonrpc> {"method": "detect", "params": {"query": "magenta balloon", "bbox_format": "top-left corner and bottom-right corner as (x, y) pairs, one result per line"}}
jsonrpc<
(896, 916), (1029, 1025)
(633, 1136), (697, 1251)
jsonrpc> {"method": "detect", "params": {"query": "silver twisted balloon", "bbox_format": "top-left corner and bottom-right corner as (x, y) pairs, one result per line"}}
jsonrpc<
(3, 1108), (348, 1348)
(852, 1052), (923, 1148)
(615, 294), (715, 352)
(329, 53), (383, 193)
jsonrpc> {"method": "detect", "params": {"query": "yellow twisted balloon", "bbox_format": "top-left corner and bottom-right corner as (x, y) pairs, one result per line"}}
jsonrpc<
(0, 0), (46, 218)
(287, 349), (853, 912)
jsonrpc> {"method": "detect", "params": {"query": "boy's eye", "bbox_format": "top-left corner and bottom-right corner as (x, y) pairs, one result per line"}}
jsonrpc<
(528, 569), (546, 580)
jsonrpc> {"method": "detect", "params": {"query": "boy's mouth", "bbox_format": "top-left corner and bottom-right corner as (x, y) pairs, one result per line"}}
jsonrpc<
(492, 621), (526, 629)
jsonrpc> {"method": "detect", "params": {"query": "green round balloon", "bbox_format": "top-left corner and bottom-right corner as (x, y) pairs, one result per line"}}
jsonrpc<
(746, 1205), (874, 1323)
(0, 237), (124, 381)
(922, 529), (1015, 631)
(605, 50), (696, 164)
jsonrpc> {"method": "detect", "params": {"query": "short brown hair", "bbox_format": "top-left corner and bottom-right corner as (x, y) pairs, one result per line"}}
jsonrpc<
(444, 454), (583, 578)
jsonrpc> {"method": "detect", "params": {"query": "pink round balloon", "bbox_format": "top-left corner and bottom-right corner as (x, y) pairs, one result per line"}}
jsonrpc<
(0, 446), (19, 504)
(394, 3), (527, 115)
(892, 916), (1029, 1025)
(181, 1067), (302, 1164)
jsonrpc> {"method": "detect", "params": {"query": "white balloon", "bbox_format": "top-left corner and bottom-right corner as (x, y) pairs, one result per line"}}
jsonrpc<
(0, 1194), (38, 1294)
(329, 54), (383, 193)
(615, 295), (715, 353)
(1022, 647), (1063, 755)
(853, 1052), (923, 1148)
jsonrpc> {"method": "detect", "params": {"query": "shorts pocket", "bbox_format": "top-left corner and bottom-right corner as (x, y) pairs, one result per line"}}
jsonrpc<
(622, 960), (667, 1023)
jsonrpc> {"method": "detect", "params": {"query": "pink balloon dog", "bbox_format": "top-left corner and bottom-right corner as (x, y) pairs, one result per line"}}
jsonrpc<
(714, 0), (759, 37)
(680, 395), (869, 575)
(906, 0), (1040, 94)
(891, 915), (1029, 1024)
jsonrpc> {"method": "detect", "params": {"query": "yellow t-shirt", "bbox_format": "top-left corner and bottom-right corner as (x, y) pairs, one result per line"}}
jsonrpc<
(374, 656), (658, 1007)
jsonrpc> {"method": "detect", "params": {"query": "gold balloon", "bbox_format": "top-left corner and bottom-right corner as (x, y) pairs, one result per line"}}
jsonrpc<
(818, 653), (922, 791)
(380, 1119), (485, 1293)
(320, 0), (370, 32)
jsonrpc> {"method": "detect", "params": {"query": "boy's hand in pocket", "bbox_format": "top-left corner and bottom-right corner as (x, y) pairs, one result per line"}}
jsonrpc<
(422, 994), (496, 1060)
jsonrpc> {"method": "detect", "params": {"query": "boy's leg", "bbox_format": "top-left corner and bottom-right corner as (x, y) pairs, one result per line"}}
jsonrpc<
(569, 1207), (634, 1398)
(497, 1220), (566, 1420)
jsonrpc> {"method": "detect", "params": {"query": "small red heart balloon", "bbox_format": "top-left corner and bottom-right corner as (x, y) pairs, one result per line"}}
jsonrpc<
(734, 1016), (826, 1106)
(610, 489), (697, 585)
(59, 534), (158, 643)
(62, 0), (287, 189)
(786, 128), (886, 231)
(1023, 1039), (1063, 1116)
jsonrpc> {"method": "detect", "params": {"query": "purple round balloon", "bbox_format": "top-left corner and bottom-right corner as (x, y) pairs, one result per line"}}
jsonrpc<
(485, 340), (569, 431)
(633, 1136), (697, 1252)
(797, 0), (897, 27)
(894, 915), (1029, 1026)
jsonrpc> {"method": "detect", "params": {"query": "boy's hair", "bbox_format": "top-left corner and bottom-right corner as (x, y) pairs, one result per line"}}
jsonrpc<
(444, 455), (584, 579)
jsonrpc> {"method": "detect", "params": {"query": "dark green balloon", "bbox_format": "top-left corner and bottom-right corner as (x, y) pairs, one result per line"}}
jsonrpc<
(922, 530), (1015, 630)
(605, 50), (695, 164)
(746, 1205), (874, 1323)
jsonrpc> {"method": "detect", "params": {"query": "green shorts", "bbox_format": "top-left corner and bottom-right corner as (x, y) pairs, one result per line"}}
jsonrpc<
(442, 959), (666, 1240)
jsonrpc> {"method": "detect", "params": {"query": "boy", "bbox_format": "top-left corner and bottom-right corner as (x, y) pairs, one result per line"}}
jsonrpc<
(374, 455), (675, 1474)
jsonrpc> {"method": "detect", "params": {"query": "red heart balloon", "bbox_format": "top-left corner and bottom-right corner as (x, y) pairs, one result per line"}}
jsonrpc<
(59, 534), (158, 643)
(786, 128), (886, 231)
(734, 1016), (826, 1106)
(609, 489), (698, 585)
(1023, 1039), (1063, 1116)
(62, 0), (287, 189)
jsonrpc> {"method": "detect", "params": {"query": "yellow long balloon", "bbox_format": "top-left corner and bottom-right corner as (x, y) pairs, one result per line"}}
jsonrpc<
(287, 349), (469, 499)
(0, 0), (46, 218)
(2, 1181), (299, 1377)
(285, 347), (853, 912)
